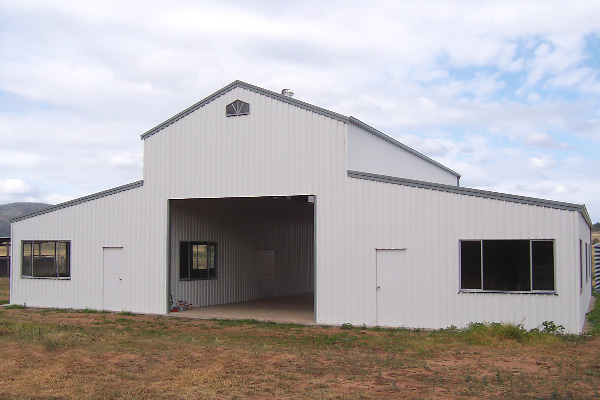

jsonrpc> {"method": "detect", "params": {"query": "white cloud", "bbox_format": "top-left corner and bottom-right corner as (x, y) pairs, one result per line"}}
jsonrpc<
(0, 0), (599, 220)
(0, 179), (32, 194)
(525, 132), (572, 149)
(529, 157), (556, 169)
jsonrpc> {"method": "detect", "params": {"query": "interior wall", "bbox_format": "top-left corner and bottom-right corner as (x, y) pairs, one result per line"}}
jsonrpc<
(169, 197), (314, 308)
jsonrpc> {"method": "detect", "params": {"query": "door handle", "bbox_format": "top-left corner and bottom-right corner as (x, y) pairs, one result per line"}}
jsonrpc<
(376, 286), (381, 289)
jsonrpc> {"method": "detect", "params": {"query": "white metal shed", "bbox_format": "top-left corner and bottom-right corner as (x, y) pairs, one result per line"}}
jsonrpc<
(10, 81), (593, 333)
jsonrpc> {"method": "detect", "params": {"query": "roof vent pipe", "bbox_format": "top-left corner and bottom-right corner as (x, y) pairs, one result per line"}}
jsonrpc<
(281, 89), (294, 97)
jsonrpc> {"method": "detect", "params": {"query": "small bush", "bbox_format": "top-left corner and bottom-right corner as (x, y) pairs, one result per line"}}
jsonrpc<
(539, 321), (565, 335)
(4, 304), (25, 309)
(340, 323), (354, 330)
(461, 322), (529, 343)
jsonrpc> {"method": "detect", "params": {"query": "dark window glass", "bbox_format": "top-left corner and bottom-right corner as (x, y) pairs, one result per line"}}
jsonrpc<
(180, 242), (190, 279)
(585, 243), (589, 281)
(35, 242), (57, 278)
(460, 239), (554, 292)
(225, 100), (250, 117)
(580, 240), (583, 290)
(57, 242), (70, 278)
(461, 241), (481, 289)
(22, 242), (32, 276)
(180, 242), (217, 280)
(483, 240), (530, 291)
(21, 241), (70, 278)
(208, 245), (216, 278)
(531, 241), (554, 290)
(191, 243), (208, 279)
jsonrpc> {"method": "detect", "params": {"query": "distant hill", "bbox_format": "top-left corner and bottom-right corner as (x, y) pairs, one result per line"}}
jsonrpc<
(594, 222), (600, 232)
(0, 202), (53, 237)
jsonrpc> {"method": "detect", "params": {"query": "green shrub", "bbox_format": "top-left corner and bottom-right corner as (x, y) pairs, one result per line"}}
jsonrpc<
(4, 304), (25, 309)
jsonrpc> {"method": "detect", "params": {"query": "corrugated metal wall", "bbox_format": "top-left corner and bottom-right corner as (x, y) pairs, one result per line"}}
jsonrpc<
(595, 243), (600, 291)
(313, 176), (590, 333)
(169, 197), (314, 308)
(347, 122), (458, 186)
(10, 185), (168, 314)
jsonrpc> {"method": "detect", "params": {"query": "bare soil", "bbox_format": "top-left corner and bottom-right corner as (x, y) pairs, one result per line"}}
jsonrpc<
(0, 306), (598, 399)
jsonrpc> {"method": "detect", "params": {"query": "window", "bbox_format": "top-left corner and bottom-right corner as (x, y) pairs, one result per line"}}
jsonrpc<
(585, 243), (589, 282)
(580, 240), (583, 291)
(22, 241), (70, 278)
(460, 239), (555, 292)
(180, 242), (216, 280)
(225, 100), (250, 117)
(0, 239), (9, 258)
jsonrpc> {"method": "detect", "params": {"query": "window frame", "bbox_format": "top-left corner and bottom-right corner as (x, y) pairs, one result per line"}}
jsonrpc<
(225, 100), (250, 117)
(179, 241), (217, 281)
(0, 239), (9, 259)
(580, 239), (583, 292)
(585, 242), (589, 283)
(21, 240), (71, 280)
(459, 239), (556, 294)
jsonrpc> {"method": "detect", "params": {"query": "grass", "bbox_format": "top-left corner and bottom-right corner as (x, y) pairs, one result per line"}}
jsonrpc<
(0, 278), (598, 398)
(587, 292), (600, 335)
(0, 302), (597, 399)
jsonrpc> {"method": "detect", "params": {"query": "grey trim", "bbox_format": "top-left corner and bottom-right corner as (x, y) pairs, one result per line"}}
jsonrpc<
(11, 180), (144, 223)
(141, 80), (347, 140)
(347, 117), (461, 178)
(459, 289), (557, 295)
(347, 170), (592, 226)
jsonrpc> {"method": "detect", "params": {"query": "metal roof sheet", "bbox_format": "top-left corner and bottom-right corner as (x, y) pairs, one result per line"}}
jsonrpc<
(348, 170), (592, 227)
(11, 180), (144, 223)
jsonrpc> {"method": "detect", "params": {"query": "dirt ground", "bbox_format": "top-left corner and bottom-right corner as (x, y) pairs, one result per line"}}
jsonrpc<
(0, 306), (599, 399)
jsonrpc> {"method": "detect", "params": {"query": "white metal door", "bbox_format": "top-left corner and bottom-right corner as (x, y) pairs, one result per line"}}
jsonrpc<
(376, 249), (407, 326)
(103, 247), (124, 311)
(257, 249), (275, 299)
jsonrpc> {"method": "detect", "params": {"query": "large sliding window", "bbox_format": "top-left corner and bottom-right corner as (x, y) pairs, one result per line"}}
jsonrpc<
(460, 239), (555, 292)
(22, 241), (70, 278)
(180, 242), (217, 280)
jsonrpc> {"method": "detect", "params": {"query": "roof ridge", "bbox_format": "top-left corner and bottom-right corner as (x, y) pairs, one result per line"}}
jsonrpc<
(140, 80), (348, 140)
(139, 80), (459, 177)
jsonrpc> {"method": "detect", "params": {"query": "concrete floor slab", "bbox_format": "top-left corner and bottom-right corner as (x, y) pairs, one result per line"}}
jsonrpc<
(169, 292), (315, 325)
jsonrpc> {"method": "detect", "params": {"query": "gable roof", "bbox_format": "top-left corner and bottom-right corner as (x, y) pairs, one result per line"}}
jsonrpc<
(140, 80), (461, 178)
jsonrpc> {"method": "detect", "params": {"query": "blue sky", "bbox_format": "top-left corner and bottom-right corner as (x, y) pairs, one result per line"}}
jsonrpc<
(0, 0), (599, 222)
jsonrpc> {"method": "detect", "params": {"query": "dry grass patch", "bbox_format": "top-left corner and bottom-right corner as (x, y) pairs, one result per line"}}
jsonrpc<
(0, 306), (599, 399)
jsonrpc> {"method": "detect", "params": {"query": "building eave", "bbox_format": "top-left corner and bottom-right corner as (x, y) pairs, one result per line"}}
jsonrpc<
(348, 170), (591, 227)
(10, 180), (144, 223)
